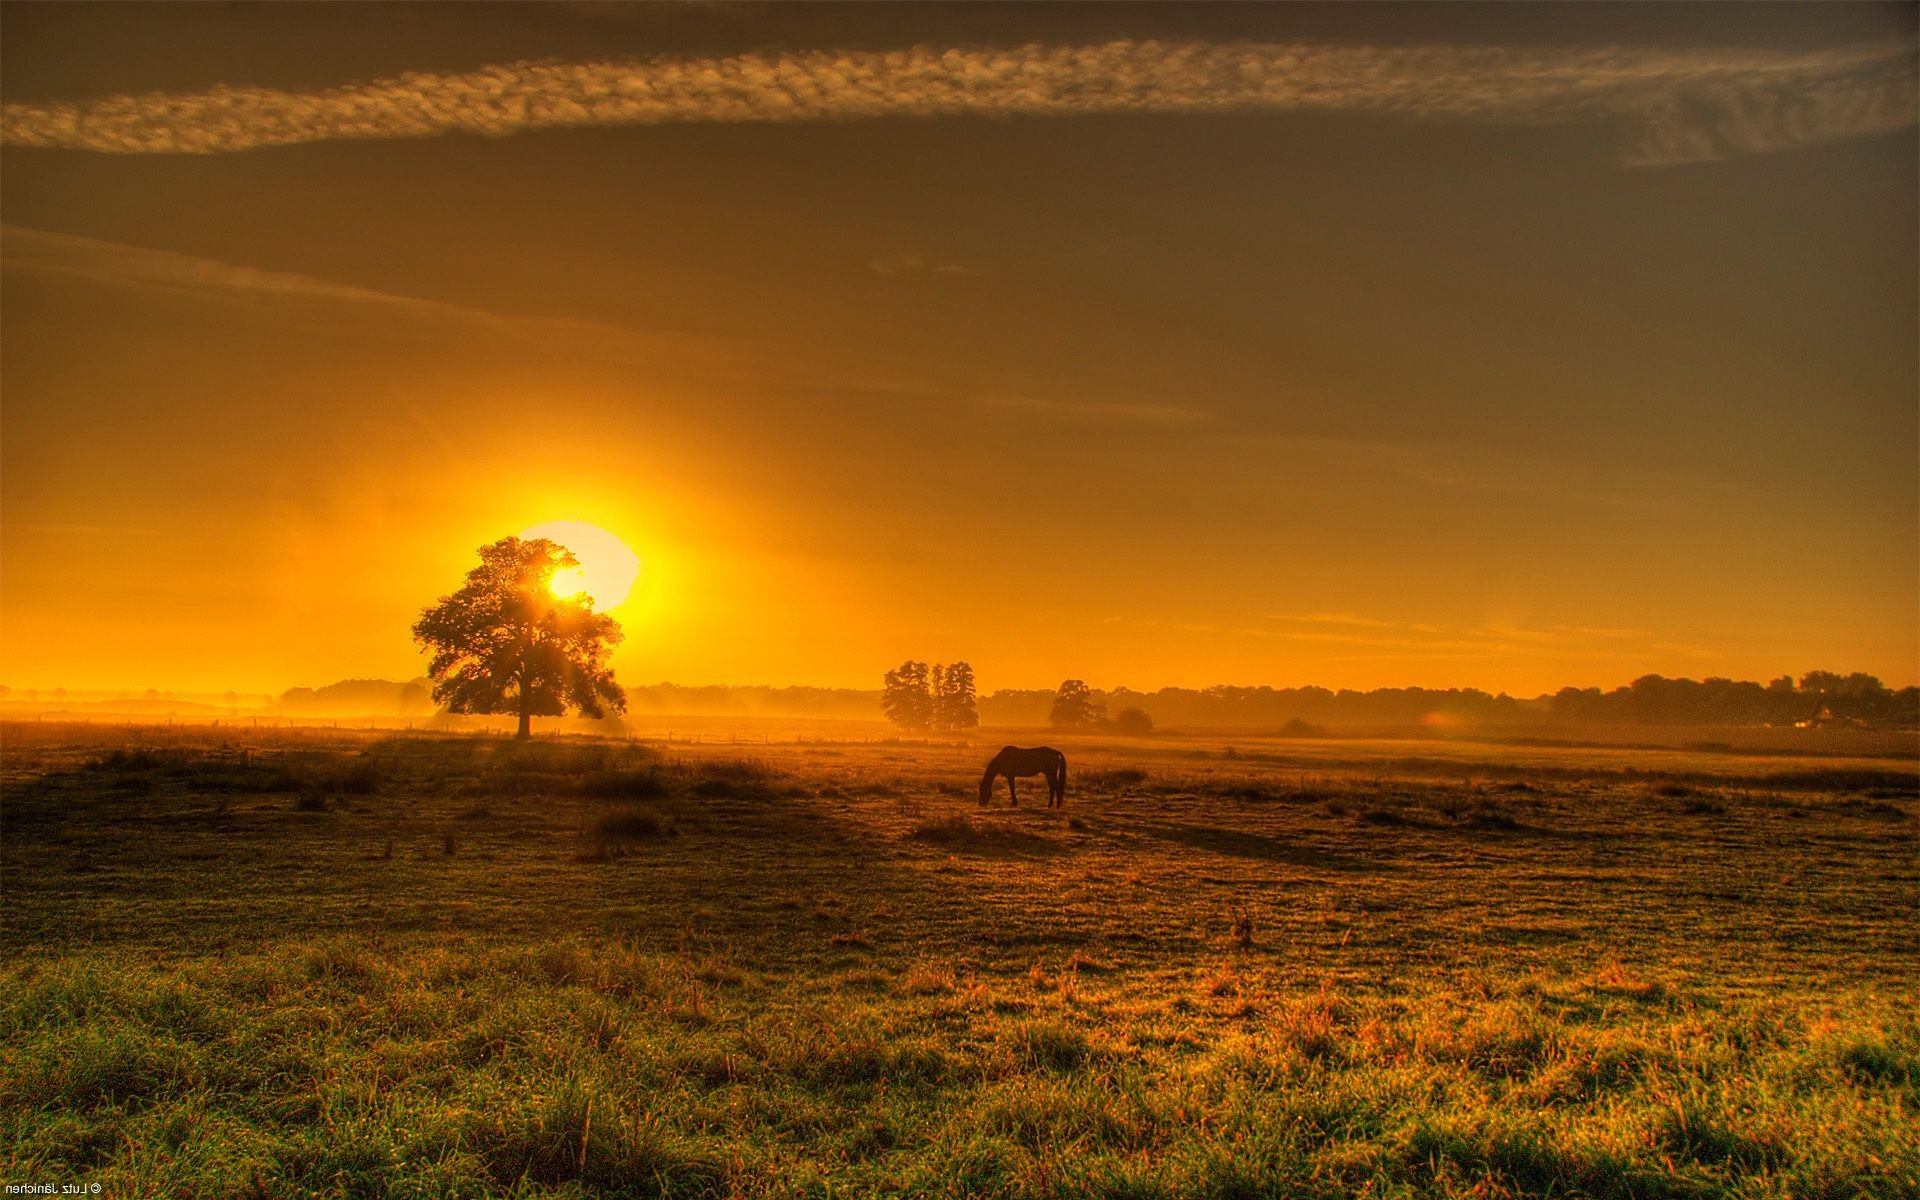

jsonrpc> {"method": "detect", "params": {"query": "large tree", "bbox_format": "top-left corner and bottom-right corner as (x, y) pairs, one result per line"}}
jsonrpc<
(1049, 679), (1105, 731)
(935, 661), (980, 732)
(413, 537), (626, 739)
(881, 660), (932, 732)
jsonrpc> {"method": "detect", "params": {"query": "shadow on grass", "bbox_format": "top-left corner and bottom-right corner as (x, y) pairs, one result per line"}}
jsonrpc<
(1144, 824), (1390, 872)
(904, 815), (1067, 859)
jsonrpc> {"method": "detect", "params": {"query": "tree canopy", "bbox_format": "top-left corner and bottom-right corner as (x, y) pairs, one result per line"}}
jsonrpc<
(881, 660), (979, 733)
(1048, 679), (1104, 731)
(412, 537), (626, 738)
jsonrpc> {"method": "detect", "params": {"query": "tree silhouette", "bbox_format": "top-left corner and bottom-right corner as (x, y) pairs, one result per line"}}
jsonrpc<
(883, 660), (979, 732)
(881, 661), (932, 732)
(1111, 706), (1153, 735)
(1049, 679), (1105, 731)
(413, 537), (626, 739)
(935, 661), (980, 732)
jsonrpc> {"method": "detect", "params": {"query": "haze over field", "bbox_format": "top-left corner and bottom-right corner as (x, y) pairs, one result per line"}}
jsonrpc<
(2, 2), (1915, 700)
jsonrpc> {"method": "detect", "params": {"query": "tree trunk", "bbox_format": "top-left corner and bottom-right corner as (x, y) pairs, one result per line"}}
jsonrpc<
(515, 643), (532, 740)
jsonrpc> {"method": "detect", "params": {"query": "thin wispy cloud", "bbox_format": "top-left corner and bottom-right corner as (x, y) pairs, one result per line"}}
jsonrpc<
(868, 251), (985, 279)
(2, 223), (634, 339)
(1262, 612), (1669, 658)
(2, 38), (1910, 165)
(980, 392), (1215, 427)
(0, 223), (831, 377)
(0, 224), (1164, 418)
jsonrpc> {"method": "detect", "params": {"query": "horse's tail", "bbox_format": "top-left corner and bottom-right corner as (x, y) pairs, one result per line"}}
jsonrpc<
(1055, 751), (1067, 801)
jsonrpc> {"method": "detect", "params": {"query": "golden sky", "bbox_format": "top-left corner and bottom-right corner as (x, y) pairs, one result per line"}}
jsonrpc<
(2, 2), (1915, 696)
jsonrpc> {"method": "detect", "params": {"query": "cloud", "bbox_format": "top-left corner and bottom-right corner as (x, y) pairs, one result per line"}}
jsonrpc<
(868, 251), (985, 278)
(0, 224), (1122, 412)
(0, 223), (822, 375)
(980, 392), (1214, 427)
(2, 37), (1910, 164)
(1262, 612), (1668, 658)
(2, 222), (625, 335)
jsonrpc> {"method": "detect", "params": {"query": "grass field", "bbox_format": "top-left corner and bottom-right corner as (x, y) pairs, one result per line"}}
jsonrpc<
(2, 721), (1916, 1198)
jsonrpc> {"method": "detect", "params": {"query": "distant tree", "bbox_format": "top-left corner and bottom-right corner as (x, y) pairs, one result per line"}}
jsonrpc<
(1799, 671), (1846, 695)
(884, 660), (979, 732)
(1839, 672), (1886, 697)
(1049, 679), (1105, 731)
(1111, 706), (1153, 736)
(881, 661), (933, 732)
(1767, 675), (1795, 694)
(412, 537), (626, 740)
(398, 681), (433, 714)
(935, 661), (980, 732)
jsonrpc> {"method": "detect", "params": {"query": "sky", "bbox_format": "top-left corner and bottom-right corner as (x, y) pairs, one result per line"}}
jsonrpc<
(2, 2), (1915, 697)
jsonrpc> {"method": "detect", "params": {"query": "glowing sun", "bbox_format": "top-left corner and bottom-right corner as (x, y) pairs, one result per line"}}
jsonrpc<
(521, 520), (641, 609)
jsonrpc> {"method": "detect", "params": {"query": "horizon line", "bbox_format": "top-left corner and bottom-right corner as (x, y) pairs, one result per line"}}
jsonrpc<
(6, 668), (1915, 703)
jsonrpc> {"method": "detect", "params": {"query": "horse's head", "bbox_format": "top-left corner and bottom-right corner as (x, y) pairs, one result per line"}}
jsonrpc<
(978, 767), (995, 805)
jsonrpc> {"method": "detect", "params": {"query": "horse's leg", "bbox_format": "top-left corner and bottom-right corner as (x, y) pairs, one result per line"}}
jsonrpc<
(1008, 776), (1018, 806)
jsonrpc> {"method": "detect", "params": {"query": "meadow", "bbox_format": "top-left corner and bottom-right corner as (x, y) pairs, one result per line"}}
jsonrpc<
(2, 720), (1916, 1199)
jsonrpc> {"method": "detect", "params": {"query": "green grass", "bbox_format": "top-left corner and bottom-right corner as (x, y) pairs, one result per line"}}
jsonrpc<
(2, 722), (1916, 1197)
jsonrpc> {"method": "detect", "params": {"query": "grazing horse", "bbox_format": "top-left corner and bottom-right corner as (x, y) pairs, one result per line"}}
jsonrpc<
(979, 746), (1067, 808)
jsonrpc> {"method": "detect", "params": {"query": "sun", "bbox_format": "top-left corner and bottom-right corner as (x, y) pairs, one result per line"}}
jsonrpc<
(521, 520), (641, 610)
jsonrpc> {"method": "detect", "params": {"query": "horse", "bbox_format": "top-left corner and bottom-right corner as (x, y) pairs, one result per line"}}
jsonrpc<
(979, 746), (1067, 808)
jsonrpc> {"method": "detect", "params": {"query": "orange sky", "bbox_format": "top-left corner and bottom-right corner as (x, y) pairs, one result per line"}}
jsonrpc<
(2, 3), (1915, 697)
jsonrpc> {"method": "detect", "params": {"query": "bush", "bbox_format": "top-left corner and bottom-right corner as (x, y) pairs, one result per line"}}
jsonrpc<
(594, 805), (674, 840)
(1111, 707), (1154, 735)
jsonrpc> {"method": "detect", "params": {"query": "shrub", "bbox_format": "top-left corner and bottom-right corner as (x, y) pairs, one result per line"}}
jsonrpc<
(92, 748), (176, 772)
(594, 805), (674, 840)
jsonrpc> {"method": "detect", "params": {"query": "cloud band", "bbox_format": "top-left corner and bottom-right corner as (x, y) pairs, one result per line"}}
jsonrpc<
(2, 37), (1912, 164)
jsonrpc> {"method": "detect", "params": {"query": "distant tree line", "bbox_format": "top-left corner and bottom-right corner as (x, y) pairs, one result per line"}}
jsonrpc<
(880, 671), (1158, 735)
(977, 683), (1527, 730)
(1045, 679), (1154, 734)
(278, 678), (433, 716)
(56, 667), (1905, 731)
(876, 670), (1919, 733)
(972, 673), (1917, 730)
(880, 661), (979, 733)
(1547, 672), (1917, 727)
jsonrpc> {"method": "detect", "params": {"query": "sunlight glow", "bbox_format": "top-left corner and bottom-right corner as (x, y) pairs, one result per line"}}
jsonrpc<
(549, 565), (591, 599)
(522, 520), (641, 609)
